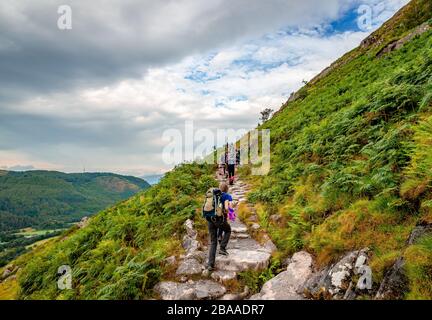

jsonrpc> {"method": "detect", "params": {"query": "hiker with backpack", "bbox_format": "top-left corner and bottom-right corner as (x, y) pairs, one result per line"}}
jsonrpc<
(202, 182), (233, 271)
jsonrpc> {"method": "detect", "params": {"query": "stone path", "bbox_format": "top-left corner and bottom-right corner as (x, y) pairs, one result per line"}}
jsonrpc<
(154, 170), (275, 300)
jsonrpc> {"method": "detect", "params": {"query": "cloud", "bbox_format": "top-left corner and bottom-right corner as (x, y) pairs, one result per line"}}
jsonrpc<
(0, 0), (409, 175)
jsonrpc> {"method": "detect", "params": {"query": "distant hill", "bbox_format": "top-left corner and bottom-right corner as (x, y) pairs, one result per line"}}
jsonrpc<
(141, 174), (165, 185)
(0, 171), (150, 231)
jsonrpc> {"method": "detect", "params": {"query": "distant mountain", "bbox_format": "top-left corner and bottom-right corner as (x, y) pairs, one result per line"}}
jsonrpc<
(0, 171), (150, 231)
(141, 174), (165, 185)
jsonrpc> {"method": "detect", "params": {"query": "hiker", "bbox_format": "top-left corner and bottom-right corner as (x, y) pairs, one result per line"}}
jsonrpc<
(204, 182), (232, 271)
(236, 148), (241, 166)
(227, 143), (236, 185)
(224, 144), (229, 178)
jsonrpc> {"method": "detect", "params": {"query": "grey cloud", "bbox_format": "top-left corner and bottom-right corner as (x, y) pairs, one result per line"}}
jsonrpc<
(0, 0), (348, 100)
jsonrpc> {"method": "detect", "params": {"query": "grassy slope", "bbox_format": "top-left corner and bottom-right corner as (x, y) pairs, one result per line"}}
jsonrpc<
(242, 0), (432, 299)
(0, 171), (151, 231)
(0, 164), (215, 299)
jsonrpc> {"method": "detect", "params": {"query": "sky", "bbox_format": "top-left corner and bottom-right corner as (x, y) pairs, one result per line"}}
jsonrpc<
(0, 0), (409, 176)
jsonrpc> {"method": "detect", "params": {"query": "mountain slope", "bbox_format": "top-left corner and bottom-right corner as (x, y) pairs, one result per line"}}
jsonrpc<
(244, 0), (432, 299)
(0, 171), (150, 231)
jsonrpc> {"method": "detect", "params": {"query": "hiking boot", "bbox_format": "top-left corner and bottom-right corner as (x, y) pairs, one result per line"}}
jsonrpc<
(219, 249), (229, 256)
(207, 266), (215, 272)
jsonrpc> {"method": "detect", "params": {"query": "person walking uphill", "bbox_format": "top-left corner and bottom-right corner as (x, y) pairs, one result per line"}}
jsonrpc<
(202, 182), (233, 271)
(227, 143), (236, 185)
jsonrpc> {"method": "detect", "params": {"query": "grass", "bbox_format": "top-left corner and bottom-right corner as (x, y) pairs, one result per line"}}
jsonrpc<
(5, 163), (216, 300)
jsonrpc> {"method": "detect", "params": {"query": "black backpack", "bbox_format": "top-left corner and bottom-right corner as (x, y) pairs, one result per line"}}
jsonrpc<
(202, 188), (224, 219)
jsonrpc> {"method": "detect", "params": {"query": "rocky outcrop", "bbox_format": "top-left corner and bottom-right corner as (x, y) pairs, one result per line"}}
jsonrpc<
(305, 248), (371, 300)
(1, 264), (19, 281)
(250, 251), (314, 300)
(176, 258), (204, 276)
(375, 222), (432, 300)
(375, 257), (408, 300)
(406, 222), (432, 245)
(376, 22), (431, 57)
(77, 216), (90, 229)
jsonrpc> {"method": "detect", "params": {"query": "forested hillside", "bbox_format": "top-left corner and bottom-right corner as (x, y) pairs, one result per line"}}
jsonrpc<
(0, 171), (150, 231)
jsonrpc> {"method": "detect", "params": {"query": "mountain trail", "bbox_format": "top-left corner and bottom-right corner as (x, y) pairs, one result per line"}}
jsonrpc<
(154, 170), (275, 300)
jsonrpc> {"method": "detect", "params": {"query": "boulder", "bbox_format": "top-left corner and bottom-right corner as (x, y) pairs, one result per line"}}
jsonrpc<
(375, 257), (408, 300)
(176, 258), (204, 276)
(184, 219), (197, 239)
(164, 256), (177, 266)
(2, 269), (12, 279)
(406, 223), (432, 245)
(250, 251), (314, 300)
(77, 216), (89, 229)
(211, 270), (237, 283)
(154, 282), (196, 300)
(216, 249), (271, 273)
(185, 250), (207, 264)
(304, 248), (370, 300)
(262, 235), (277, 253)
(251, 223), (261, 230)
(155, 280), (226, 300)
(182, 235), (200, 253)
(219, 287), (250, 300)
(269, 214), (282, 223)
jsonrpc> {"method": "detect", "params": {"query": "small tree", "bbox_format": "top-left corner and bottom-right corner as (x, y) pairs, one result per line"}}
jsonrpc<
(260, 108), (274, 123)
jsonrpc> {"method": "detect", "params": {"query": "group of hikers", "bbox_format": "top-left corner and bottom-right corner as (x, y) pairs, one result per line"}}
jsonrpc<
(219, 143), (241, 186)
(203, 143), (240, 271)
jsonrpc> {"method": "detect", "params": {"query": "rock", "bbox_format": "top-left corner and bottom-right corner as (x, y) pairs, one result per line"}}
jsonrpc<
(193, 280), (227, 300)
(231, 224), (248, 234)
(1, 264), (17, 280)
(269, 214), (282, 223)
(164, 256), (177, 266)
(211, 270), (237, 283)
(250, 251), (314, 300)
(406, 223), (432, 245)
(375, 257), (408, 300)
(2, 269), (11, 279)
(154, 282), (196, 300)
(232, 233), (250, 239)
(155, 280), (226, 300)
(179, 276), (188, 283)
(176, 258), (204, 276)
(376, 22), (431, 57)
(304, 248), (370, 300)
(182, 235), (200, 253)
(263, 237), (277, 254)
(219, 287), (250, 300)
(343, 282), (357, 300)
(216, 249), (271, 273)
(186, 250), (206, 263)
(184, 219), (197, 239)
(248, 215), (258, 222)
(374, 224), (431, 300)
(251, 223), (260, 230)
(77, 216), (89, 229)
